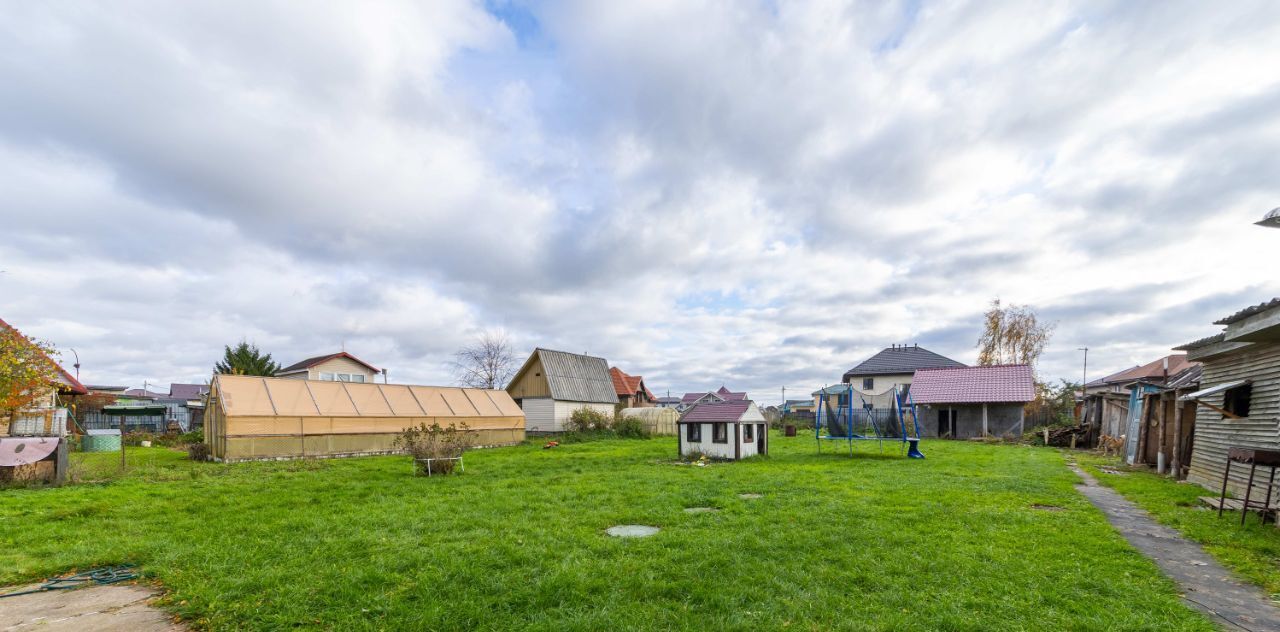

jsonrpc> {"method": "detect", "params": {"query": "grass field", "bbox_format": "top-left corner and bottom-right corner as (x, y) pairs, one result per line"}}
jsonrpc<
(1078, 452), (1280, 598)
(2, 435), (1214, 630)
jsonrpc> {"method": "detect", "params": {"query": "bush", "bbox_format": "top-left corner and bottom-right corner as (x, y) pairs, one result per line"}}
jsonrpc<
(179, 430), (204, 445)
(395, 422), (476, 476)
(187, 442), (211, 462)
(613, 416), (651, 439)
(566, 408), (611, 432)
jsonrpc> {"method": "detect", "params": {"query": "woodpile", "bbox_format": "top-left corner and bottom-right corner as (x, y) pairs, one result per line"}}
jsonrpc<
(1043, 425), (1091, 448)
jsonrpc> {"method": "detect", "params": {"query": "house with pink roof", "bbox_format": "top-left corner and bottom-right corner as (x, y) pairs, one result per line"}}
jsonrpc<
(910, 364), (1035, 439)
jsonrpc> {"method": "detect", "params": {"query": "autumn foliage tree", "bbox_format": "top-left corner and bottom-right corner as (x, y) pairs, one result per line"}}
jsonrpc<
(976, 299), (1055, 369)
(0, 323), (62, 430)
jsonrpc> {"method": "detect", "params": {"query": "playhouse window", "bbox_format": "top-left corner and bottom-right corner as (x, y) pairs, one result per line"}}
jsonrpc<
(686, 423), (701, 442)
(862, 378), (874, 390)
(712, 423), (728, 443)
(744, 424), (754, 441)
(1223, 384), (1253, 418)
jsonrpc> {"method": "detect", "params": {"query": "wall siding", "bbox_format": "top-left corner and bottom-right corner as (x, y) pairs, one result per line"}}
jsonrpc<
(507, 355), (551, 399)
(1187, 343), (1280, 497)
(521, 398), (555, 432)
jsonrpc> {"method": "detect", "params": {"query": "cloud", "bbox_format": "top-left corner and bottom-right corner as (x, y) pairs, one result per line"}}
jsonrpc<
(2, 0), (1279, 401)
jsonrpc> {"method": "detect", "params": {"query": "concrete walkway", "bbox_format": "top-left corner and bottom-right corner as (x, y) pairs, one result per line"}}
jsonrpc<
(1071, 463), (1280, 631)
(0, 582), (181, 631)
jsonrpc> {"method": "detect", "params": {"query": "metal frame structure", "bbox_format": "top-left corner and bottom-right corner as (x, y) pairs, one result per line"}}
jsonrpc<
(815, 383), (926, 459)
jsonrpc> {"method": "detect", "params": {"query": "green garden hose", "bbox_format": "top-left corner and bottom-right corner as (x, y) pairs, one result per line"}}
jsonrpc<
(0, 565), (138, 598)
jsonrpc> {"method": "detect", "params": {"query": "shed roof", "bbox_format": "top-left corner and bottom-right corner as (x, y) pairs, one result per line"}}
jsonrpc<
(843, 345), (965, 378)
(277, 351), (379, 375)
(1085, 354), (1197, 388)
(1214, 298), (1280, 325)
(212, 375), (523, 418)
(910, 364), (1035, 404)
(513, 348), (617, 404)
(168, 383), (208, 400)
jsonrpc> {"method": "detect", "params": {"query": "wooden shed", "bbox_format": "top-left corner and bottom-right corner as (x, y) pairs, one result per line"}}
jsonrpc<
(506, 348), (618, 432)
(204, 375), (525, 462)
(1176, 298), (1280, 496)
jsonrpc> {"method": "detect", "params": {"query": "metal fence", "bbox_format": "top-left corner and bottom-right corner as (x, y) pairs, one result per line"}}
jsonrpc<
(77, 411), (170, 433)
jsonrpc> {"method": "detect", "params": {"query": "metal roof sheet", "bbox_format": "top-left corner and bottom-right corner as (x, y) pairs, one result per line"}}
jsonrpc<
(843, 346), (966, 377)
(536, 349), (618, 404)
(1213, 297), (1280, 326)
(679, 401), (755, 423)
(910, 364), (1035, 404)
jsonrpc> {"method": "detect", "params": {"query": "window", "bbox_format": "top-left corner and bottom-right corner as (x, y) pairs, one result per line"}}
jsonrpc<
(350, 374), (366, 383)
(1223, 384), (1253, 418)
(686, 423), (702, 442)
(712, 423), (728, 444)
(862, 378), (874, 390)
(744, 424), (754, 441)
(318, 372), (335, 381)
(337, 373), (350, 382)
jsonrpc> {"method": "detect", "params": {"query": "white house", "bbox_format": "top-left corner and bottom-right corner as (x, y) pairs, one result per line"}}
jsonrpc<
(677, 400), (768, 460)
(276, 352), (381, 383)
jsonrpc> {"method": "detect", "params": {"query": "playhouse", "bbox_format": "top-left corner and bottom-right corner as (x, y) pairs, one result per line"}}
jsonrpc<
(677, 401), (768, 460)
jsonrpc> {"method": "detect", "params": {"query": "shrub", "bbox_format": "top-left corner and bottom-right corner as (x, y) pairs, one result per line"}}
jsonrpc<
(187, 442), (211, 462)
(179, 430), (204, 445)
(566, 408), (611, 432)
(613, 416), (650, 439)
(395, 422), (476, 476)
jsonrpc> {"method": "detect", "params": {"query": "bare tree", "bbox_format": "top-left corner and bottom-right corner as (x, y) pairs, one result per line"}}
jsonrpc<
(452, 331), (518, 389)
(976, 298), (1055, 368)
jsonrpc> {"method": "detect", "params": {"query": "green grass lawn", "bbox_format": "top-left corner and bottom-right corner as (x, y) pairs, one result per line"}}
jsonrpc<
(1078, 452), (1280, 598)
(2, 435), (1214, 630)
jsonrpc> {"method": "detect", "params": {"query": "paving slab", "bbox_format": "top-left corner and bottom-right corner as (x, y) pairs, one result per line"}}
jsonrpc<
(1072, 463), (1280, 632)
(0, 583), (180, 631)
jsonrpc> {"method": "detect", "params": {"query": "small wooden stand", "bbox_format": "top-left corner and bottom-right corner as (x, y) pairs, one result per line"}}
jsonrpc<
(1218, 447), (1280, 525)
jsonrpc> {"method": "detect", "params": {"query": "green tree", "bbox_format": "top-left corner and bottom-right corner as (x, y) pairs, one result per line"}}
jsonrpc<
(214, 341), (281, 376)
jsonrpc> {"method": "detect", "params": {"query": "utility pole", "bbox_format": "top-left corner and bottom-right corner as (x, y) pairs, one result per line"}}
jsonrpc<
(1077, 347), (1088, 422)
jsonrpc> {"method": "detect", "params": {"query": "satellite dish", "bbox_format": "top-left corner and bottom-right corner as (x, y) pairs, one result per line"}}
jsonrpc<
(1257, 207), (1280, 228)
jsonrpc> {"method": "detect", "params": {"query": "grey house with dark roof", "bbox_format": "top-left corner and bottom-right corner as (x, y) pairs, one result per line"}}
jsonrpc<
(506, 348), (618, 432)
(840, 344), (966, 397)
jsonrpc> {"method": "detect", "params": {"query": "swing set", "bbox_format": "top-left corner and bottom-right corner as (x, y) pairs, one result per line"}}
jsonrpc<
(814, 383), (925, 459)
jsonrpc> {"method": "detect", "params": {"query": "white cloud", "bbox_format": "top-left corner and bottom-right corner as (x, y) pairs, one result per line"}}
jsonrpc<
(2, 0), (1279, 400)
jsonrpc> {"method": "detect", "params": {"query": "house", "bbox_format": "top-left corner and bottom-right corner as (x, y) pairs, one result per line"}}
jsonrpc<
(276, 351), (380, 383)
(909, 364), (1036, 439)
(677, 400), (768, 460)
(168, 383), (208, 430)
(505, 348), (618, 432)
(781, 399), (816, 415)
(1174, 297), (1280, 496)
(678, 386), (747, 412)
(841, 344), (965, 396)
(654, 396), (682, 409)
(204, 375), (525, 461)
(609, 367), (656, 409)
(0, 317), (88, 437)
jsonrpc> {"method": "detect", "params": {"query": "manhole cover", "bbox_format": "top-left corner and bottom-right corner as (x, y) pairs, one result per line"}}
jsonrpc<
(684, 507), (718, 514)
(739, 493), (763, 499)
(606, 525), (660, 538)
(1031, 504), (1065, 511)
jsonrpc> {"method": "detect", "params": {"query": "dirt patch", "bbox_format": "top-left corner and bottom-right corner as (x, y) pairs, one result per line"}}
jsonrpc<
(0, 582), (182, 630)
(683, 507), (719, 514)
(738, 493), (763, 499)
(1031, 504), (1065, 511)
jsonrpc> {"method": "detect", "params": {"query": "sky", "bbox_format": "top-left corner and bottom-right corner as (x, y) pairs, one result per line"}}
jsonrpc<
(2, 0), (1279, 403)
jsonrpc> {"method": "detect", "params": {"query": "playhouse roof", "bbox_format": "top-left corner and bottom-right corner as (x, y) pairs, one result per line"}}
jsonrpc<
(679, 401), (757, 423)
(910, 364), (1035, 404)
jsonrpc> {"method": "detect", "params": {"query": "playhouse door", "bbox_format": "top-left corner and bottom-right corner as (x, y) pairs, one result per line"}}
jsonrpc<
(757, 425), (765, 453)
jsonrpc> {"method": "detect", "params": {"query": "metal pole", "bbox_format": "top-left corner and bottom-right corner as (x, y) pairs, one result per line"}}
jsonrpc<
(119, 413), (126, 471)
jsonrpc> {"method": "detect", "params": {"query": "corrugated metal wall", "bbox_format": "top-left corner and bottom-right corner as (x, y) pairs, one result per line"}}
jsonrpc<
(1187, 343), (1280, 497)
